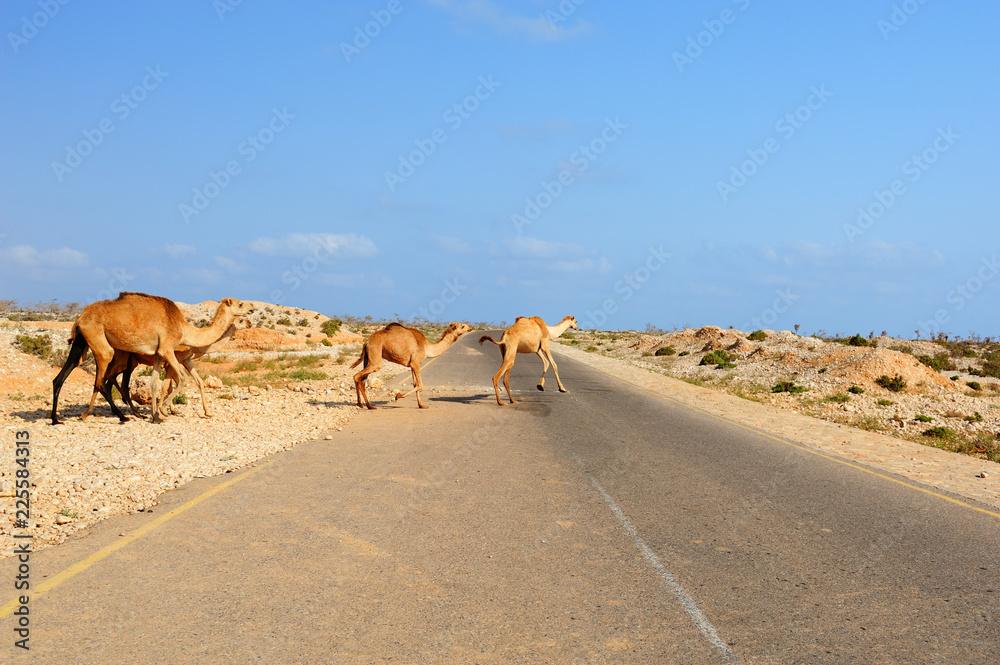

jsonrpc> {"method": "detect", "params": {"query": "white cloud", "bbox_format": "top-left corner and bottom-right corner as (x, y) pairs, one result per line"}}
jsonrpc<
(433, 236), (472, 254)
(214, 256), (245, 273)
(248, 233), (377, 259)
(161, 243), (197, 259)
(0, 244), (87, 268)
(504, 236), (586, 260)
(424, 0), (592, 42)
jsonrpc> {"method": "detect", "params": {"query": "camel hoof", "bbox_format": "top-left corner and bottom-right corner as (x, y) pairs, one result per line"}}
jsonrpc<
(537, 385), (545, 391)
(395, 393), (405, 401)
(419, 404), (428, 409)
(118, 416), (130, 423)
(559, 388), (569, 393)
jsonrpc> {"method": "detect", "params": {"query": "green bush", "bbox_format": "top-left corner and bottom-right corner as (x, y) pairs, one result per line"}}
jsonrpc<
(964, 412), (984, 423)
(846, 334), (870, 347)
(826, 393), (850, 403)
(914, 414), (934, 423)
(772, 381), (807, 394)
(747, 330), (767, 341)
(967, 381), (982, 391)
(818, 367), (827, 374)
(321, 318), (343, 336)
(922, 426), (954, 439)
(875, 374), (907, 392)
(14, 333), (53, 359)
(321, 338), (332, 347)
(876, 399), (894, 406)
(275, 317), (293, 326)
(848, 385), (864, 394)
(700, 350), (734, 368)
(297, 318), (309, 327)
(654, 346), (676, 357)
(916, 353), (957, 372)
(678, 350), (690, 357)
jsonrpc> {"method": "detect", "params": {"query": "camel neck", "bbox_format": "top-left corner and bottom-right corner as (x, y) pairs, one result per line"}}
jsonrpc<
(425, 330), (459, 358)
(547, 320), (573, 338)
(182, 307), (234, 347)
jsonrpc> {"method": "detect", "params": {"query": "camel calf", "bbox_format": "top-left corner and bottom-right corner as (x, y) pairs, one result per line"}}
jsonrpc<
(479, 315), (577, 405)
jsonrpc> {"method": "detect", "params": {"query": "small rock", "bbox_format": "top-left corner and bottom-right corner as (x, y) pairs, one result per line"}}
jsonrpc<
(324, 435), (333, 440)
(204, 376), (224, 389)
(978, 471), (989, 478)
(54, 514), (72, 525)
(248, 385), (261, 396)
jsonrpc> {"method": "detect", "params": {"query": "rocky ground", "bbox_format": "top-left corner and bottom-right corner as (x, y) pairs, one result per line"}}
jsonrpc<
(559, 326), (1000, 464)
(0, 303), (409, 558)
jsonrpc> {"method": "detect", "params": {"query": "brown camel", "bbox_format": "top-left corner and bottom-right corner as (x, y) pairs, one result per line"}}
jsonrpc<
(479, 315), (578, 405)
(51, 293), (254, 424)
(351, 322), (473, 410)
(79, 316), (254, 421)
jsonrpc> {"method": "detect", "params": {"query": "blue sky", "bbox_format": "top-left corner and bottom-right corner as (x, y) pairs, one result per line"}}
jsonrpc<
(1, 0), (997, 337)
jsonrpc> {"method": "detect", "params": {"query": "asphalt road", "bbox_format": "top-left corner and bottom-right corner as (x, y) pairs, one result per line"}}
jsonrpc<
(3, 332), (999, 663)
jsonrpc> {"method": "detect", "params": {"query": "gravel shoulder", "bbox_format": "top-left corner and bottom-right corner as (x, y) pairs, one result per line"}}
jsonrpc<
(551, 341), (1000, 513)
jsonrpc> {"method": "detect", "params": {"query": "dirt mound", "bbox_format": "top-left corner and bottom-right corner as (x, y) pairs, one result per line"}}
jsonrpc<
(822, 348), (959, 391)
(230, 328), (302, 351)
(726, 338), (758, 355)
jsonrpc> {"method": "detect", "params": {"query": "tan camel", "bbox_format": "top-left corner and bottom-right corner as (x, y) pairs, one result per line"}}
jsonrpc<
(51, 293), (254, 424)
(479, 315), (578, 405)
(351, 322), (473, 409)
(79, 316), (254, 421)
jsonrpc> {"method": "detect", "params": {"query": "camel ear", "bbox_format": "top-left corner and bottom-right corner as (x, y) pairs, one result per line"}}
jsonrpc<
(220, 298), (234, 306)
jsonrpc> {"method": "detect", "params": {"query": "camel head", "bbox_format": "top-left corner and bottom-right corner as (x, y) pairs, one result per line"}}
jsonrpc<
(564, 315), (578, 330)
(445, 322), (474, 338)
(219, 298), (255, 316)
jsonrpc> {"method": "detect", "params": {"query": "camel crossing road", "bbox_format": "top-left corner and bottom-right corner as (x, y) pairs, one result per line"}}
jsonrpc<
(3, 332), (999, 663)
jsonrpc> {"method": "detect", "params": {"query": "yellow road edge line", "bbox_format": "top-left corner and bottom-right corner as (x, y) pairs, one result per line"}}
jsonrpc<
(1, 460), (275, 619)
(576, 357), (1000, 521)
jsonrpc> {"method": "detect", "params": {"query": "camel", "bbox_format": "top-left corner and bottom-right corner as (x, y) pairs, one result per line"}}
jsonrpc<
(79, 316), (254, 421)
(478, 315), (578, 406)
(351, 322), (473, 410)
(51, 293), (254, 424)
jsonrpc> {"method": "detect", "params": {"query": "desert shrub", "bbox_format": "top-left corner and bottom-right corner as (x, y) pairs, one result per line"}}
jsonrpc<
(914, 414), (934, 423)
(916, 353), (956, 372)
(848, 385), (864, 394)
(321, 319), (343, 337)
(585, 345), (598, 352)
(875, 374), (907, 392)
(826, 393), (850, 403)
(818, 367), (827, 374)
(747, 330), (767, 341)
(654, 346), (676, 357)
(876, 399), (894, 406)
(14, 333), (54, 359)
(321, 338), (332, 347)
(922, 426), (954, 439)
(173, 393), (187, 404)
(275, 317), (293, 326)
(772, 381), (806, 394)
(966, 381), (982, 391)
(965, 412), (984, 423)
(700, 350), (734, 367)
(845, 334), (870, 347)
(962, 348), (978, 357)
(297, 318), (309, 327)
(678, 350), (690, 357)
(889, 344), (913, 354)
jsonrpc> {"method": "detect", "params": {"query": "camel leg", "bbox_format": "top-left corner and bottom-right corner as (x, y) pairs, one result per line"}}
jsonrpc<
(185, 362), (211, 417)
(353, 346), (380, 410)
(542, 341), (568, 392)
(119, 354), (143, 416)
(157, 351), (190, 421)
(409, 363), (427, 409)
(535, 349), (550, 391)
(51, 333), (89, 425)
(89, 342), (129, 423)
(502, 366), (516, 404)
(394, 364), (423, 403)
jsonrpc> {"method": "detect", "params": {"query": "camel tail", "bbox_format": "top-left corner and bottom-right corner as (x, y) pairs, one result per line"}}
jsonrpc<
(479, 335), (500, 346)
(350, 346), (367, 369)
